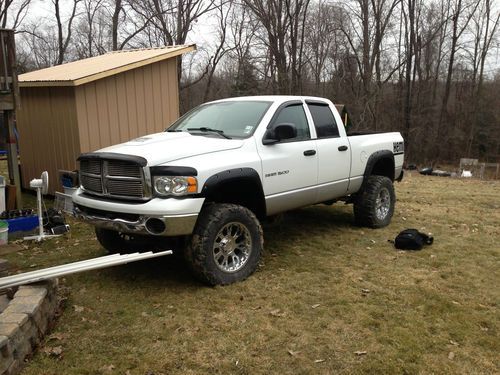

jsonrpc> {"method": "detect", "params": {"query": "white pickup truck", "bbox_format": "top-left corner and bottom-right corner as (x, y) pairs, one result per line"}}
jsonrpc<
(73, 96), (404, 285)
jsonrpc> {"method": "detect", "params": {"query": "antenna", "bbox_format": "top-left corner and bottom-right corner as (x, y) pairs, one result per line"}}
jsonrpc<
(24, 171), (60, 242)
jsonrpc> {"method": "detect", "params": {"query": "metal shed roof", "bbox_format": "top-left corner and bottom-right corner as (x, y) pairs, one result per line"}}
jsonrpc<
(19, 44), (195, 87)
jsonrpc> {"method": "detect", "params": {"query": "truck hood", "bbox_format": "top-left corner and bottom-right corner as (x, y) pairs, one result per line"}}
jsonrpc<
(97, 132), (244, 165)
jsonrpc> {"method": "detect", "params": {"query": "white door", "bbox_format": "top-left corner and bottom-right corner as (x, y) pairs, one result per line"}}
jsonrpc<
(256, 102), (318, 215)
(305, 101), (351, 202)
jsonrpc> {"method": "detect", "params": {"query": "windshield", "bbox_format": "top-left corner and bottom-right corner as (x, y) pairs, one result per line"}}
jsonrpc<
(168, 101), (272, 139)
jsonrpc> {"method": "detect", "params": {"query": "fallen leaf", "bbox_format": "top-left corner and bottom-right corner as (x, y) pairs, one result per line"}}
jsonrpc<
(288, 350), (300, 357)
(99, 364), (115, 373)
(311, 304), (321, 309)
(354, 351), (367, 356)
(44, 346), (63, 358)
(314, 359), (325, 363)
(449, 340), (459, 346)
(270, 309), (285, 317)
(48, 333), (67, 342)
(73, 305), (84, 313)
(141, 311), (149, 317)
(448, 352), (455, 360)
(451, 301), (460, 305)
(361, 289), (370, 294)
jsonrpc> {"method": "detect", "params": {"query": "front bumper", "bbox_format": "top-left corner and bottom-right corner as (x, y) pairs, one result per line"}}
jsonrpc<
(72, 188), (204, 236)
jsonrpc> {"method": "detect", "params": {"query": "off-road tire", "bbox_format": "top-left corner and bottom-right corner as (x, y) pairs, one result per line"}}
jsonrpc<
(185, 203), (263, 286)
(95, 228), (157, 254)
(353, 175), (395, 228)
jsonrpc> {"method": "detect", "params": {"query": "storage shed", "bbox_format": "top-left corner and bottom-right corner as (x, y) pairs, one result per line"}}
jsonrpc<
(17, 44), (195, 194)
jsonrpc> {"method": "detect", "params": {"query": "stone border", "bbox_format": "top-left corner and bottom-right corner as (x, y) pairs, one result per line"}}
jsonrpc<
(0, 279), (58, 375)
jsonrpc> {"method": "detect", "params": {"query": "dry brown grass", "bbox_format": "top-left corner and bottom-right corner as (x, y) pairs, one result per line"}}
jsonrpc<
(3, 172), (499, 374)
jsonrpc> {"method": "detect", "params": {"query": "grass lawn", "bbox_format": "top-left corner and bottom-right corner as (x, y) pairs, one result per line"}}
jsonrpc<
(2, 173), (499, 374)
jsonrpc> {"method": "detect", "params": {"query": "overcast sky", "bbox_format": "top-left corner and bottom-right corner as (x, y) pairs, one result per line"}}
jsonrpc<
(16, 0), (500, 75)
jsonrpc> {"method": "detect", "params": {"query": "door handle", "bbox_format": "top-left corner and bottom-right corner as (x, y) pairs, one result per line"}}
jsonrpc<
(303, 150), (316, 156)
(338, 145), (348, 151)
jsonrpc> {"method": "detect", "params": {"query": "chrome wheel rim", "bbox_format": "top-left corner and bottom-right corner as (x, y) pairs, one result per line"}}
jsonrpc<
(213, 222), (252, 273)
(375, 187), (391, 220)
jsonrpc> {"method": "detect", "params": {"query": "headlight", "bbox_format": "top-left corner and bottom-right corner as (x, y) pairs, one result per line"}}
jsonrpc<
(153, 176), (197, 196)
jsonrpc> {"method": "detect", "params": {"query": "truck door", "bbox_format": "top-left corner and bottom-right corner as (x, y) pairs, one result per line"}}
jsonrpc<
(256, 101), (318, 215)
(305, 100), (351, 202)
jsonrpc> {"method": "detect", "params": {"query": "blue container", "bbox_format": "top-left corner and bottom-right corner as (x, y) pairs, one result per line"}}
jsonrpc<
(6, 215), (39, 233)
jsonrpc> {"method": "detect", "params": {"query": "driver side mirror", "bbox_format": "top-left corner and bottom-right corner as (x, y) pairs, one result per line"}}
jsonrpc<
(263, 123), (297, 145)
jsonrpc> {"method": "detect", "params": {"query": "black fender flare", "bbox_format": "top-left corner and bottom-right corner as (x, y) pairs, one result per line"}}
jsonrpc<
(200, 168), (266, 217)
(201, 167), (264, 196)
(363, 150), (395, 181)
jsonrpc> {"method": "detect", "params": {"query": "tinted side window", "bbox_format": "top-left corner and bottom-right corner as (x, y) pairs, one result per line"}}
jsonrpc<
(270, 104), (310, 141)
(308, 104), (339, 138)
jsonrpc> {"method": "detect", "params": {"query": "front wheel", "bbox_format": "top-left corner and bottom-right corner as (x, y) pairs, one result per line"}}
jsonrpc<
(353, 175), (395, 228)
(185, 203), (263, 285)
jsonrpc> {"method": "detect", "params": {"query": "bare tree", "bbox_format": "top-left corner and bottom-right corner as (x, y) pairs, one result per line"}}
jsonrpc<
(203, 0), (234, 101)
(242, 0), (310, 94)
(436, 0), (480, 156)
(0, 0), (31, 28)
(466, 0), (500, 155)
(53, 0), (81, 65)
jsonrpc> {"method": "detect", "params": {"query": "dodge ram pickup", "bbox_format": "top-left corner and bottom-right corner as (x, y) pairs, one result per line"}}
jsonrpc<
(73, 96), (404, 285)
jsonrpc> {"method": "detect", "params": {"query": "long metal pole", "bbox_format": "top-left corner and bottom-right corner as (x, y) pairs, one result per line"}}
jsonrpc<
(1, 253), (134, 284)
(0, 250), (173, 290)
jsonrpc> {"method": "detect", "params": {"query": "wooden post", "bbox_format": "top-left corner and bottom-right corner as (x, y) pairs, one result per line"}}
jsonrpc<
(0, 29), (22, 209)
(4, 111), (21, 208)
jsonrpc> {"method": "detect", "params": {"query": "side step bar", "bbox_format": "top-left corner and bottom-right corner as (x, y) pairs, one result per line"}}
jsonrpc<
(0, 250), (172, 290)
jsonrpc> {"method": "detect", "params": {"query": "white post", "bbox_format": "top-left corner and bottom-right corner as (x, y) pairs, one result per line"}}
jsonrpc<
(37, 187), (43, 238)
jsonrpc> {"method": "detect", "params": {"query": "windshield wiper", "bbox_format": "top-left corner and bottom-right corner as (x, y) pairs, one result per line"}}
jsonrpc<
(187, 127), (231, 139)
(166, 129), (183, 132)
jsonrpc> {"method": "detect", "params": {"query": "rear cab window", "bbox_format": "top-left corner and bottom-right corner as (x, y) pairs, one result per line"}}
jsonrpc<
(306, 102), (339, 138)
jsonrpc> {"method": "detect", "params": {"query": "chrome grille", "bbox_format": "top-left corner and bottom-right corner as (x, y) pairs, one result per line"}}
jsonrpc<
(107, 161), (142, 178)
(80, 159), (101, 175)
(106, 179), (144, 197)
(79, 158), (148, 200)
(80, 175), (103, 193)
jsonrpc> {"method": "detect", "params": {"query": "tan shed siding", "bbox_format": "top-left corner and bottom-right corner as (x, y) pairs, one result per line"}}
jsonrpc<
(75, 57), (180, 152)
(168, 58), (180, 123)
(17, 87), (80, 194)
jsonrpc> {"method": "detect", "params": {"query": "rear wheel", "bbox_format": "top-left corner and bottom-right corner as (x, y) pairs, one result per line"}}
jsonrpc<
(185, 203), (263, 285)
(353, 175), (395, 228)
